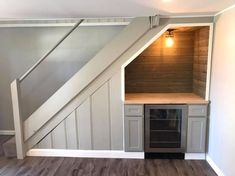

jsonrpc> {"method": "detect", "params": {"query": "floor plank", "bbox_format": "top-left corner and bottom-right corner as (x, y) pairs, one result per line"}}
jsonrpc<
(0, 157), (217, 176)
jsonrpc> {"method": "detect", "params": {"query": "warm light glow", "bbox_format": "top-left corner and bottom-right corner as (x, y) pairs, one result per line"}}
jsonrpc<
(166, 36), (174, 47)
(163, 0), (172, 2)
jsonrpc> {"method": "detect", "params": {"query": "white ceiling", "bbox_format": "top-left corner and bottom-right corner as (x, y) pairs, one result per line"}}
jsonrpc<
(0, 0), (235, 19)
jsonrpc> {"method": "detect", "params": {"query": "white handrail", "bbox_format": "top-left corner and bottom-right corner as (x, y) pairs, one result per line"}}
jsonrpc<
(19, 19), (84, 82)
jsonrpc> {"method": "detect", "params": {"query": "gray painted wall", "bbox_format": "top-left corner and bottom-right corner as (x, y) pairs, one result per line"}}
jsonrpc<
(0, 25), (124, 130)
(208, 7), (235, 176)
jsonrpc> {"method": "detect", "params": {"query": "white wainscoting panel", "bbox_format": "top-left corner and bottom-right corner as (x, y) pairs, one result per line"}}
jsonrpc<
(65, 111), (77, 149)
(109, 71), (124, 150)
(91, 82), (111, 150)
(52, 121), (66, 149)
(38, 133), (52, 149)
(77, 98), (92, 150)
(34, 72), (124, 152)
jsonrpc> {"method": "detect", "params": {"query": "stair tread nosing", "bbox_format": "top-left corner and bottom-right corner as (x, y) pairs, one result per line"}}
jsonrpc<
(0, 135), (13, 156)
(0, 136), (16, 158)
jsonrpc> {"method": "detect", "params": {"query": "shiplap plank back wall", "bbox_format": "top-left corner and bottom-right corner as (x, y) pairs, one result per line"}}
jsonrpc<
(193, 27), (209, 97)
(125, 31), (195, 93)
(36, 71), (123, 150)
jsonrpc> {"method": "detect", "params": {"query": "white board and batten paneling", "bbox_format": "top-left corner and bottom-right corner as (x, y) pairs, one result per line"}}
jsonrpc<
(51, 121), (67, 149)
(91, 82), (111, 150)
(65, 111), (77, 149)
(76, 98), (92, 150)
(109, 71), (124, 150)
(37, 133), (52, 149)
(36, 71), (124, 151)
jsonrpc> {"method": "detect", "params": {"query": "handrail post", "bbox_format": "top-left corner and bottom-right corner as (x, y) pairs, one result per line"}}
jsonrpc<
(11, 79), (25, 159)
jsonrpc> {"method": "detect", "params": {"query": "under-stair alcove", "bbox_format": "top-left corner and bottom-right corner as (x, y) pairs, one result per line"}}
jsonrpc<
(125, 26), (210, 102)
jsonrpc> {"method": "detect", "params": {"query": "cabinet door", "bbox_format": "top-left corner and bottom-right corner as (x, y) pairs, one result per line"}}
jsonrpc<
(124, 116), (143, 152)
(187, 117), (206, 153)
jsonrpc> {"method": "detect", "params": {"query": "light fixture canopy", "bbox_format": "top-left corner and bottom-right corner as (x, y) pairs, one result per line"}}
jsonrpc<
(165, 29), (174, 47)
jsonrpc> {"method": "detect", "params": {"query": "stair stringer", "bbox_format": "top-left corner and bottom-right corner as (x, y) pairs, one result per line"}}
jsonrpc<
(25, 16), (214, 152)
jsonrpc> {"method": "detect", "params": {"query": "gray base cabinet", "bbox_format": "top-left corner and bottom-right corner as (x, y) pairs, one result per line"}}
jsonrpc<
(187, 117), (206, 152)
(124, 117), (143, 151)
(187, 104), (208, 153)
(124, 104), (208, 153)
(124, 105), (144, 152)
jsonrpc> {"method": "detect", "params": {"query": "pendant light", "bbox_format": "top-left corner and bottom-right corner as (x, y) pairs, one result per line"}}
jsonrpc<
(165, 29), (174, 47)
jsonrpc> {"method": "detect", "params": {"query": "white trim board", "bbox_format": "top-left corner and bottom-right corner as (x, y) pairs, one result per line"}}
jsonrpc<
(160, 15), (215, 19)
(205, 23), (214, 101)
(0, 130), (15, 135)
(0, 18), (132, 27)
(185, 153), (206, 160)
(27, 149), (144, 159)
(206, 155), (225, 176)
(0, 22), (130, 28)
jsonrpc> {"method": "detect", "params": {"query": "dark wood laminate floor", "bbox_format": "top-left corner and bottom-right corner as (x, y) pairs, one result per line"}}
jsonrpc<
(0, 157), (217, 176)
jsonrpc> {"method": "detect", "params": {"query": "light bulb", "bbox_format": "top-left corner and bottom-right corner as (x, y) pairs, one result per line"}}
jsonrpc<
(166, 37), (174, 47)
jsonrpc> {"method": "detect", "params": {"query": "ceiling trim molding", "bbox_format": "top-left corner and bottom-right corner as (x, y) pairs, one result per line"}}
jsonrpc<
(0, 17), (132, 27)
(215, 3), (235, 16)
(160, 14), (215, 18)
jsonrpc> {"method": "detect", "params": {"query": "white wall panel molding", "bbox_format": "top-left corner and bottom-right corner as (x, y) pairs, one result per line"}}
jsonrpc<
(38, 133), (52, 149)
(51, 121), (66, 149)
(77, 98), (92, 150)
(109, 71), (124, 150)
(65, 112), (77, 149)
(91, 82), (111, 150)
(25, 64), (123, 150)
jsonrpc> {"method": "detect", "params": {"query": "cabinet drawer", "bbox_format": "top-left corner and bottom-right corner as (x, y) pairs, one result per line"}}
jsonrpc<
(124, 105), (143, 116)
(188, 105), (207, 116)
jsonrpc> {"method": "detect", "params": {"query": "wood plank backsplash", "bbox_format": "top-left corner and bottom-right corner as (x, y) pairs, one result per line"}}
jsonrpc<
(125, 31), (195, 93)
(193, 27), (209, 98)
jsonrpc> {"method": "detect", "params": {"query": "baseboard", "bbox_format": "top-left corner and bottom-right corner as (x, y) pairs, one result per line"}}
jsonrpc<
(185, 153), (206, 160)
(0, 130), (15, 135)
(206, 155), (225, 176)
(27, 149), (144, 159)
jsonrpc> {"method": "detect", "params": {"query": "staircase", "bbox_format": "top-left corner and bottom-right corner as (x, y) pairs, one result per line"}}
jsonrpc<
(0, 135), (16, 158)
(10, 16), (214, 159)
